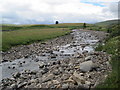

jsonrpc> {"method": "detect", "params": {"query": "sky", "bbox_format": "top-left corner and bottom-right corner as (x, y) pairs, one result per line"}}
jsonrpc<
(0, 0), (119, 24)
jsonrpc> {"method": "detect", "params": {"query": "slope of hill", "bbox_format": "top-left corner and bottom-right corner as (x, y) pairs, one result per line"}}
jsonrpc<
(95, 19), (120, 26)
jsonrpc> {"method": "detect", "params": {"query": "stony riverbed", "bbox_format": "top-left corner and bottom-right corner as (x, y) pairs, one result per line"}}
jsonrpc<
(0, 29), (112, 89)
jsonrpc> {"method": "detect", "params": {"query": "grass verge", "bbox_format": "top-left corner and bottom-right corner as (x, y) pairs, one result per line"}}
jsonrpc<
(95, 24), (120, 89)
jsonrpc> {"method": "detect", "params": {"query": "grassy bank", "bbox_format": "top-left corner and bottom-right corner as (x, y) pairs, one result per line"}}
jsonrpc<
(95, 24), (120, 88)
(2, 28), (71, 51)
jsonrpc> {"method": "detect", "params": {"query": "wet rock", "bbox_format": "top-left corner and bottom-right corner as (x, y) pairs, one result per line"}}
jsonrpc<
(50, 55), (57, 59)
(82, 50), (88, 54)
(80, 61), (97, 72)
(24, 54), (29, 58)
(39, 62), (45, 68)
(23, 61), (25, 63)
(48, 50), (53, 54)
(34, 58), (39, 62)
(18, 62), (23, 67)
(13, 72), (21, 78)
(30, 70), (37, 75)
(51, 61), (57, 65)
(12, 66), (16, 69)
(2, 59), (8, 63)
(8, 66), (11, 69)
(61, 51), (64, 53)
(12, 63), (16, 65)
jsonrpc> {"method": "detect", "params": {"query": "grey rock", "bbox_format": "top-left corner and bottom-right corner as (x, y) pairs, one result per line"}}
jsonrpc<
(80, 61), (97, 72)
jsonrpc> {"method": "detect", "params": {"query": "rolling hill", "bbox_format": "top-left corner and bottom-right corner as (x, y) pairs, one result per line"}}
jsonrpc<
(95, 19), (120, 26)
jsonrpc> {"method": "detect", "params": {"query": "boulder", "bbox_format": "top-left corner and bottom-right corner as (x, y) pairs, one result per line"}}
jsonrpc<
(80, 61), (97, 72)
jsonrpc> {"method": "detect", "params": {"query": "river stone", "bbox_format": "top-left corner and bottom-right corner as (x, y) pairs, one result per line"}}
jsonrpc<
(39, 62), (45, 68)
(73, 72), (85, 85)
(40, 67), (49, 74)
(85, 56), (92, 61)
(13, 72), (21, 78)
(18, 82), (27, 88)
(80, 61), (96, 72)
(11, 84), (18, 89)
(53, 70), (61, 75)
(42, 74), (54, 83)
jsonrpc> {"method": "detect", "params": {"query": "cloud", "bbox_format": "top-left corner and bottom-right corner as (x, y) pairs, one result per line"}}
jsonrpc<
(0, 0), (119, 24)
(81, 0), (119, 2)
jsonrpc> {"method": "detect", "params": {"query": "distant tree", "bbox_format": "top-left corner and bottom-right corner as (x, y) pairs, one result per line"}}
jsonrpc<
(55, 21), (59, 24)
(83, 23), (86, 29)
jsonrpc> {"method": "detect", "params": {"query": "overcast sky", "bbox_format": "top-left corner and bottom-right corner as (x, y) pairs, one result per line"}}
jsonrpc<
(0, 0), (119, 24)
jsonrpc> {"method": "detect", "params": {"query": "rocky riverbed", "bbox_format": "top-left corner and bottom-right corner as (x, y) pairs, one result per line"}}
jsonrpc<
(0, 29), (112, 89)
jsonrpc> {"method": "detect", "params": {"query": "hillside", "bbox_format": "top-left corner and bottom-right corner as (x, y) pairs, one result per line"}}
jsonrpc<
(95, 19), (120, 26)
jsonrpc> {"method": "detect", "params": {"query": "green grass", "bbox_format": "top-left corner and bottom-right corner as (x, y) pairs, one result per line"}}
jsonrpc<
(2, 28), (71, 51)
(2, 23), (92, 31)
(1, 23), (92, 51)
(95, 24), (120, 89)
